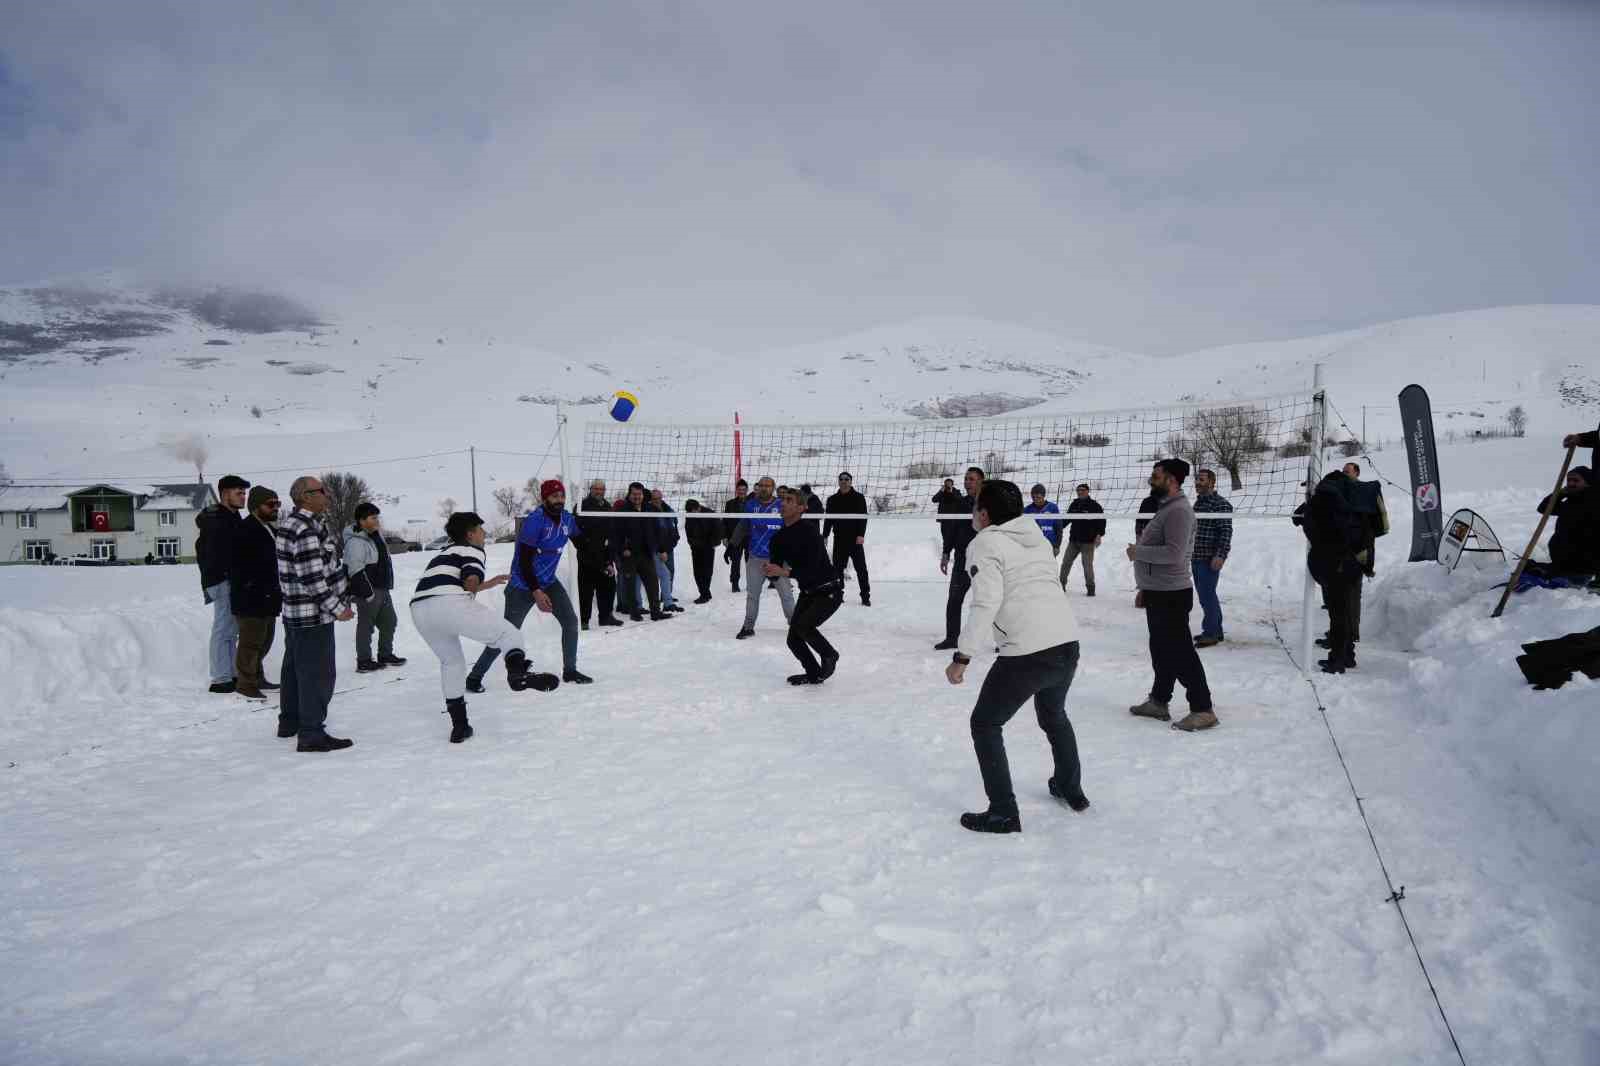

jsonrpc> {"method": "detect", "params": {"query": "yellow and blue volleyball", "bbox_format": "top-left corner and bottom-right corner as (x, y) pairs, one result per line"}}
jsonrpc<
(609, 390), (638, 422)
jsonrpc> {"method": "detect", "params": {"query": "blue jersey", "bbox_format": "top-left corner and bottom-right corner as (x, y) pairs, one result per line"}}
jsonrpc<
(1024, 500), (1063, 547)
(744, 496), (784, 558)
(510, 507), (576, 591)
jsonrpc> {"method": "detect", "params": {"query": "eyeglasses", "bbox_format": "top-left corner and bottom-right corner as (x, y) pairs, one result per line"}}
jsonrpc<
(304, 488), (325, 496)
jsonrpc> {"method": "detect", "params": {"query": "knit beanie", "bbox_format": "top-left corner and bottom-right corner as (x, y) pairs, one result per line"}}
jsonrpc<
(540, 478), (565, 501)
(246, 485), (278, 511)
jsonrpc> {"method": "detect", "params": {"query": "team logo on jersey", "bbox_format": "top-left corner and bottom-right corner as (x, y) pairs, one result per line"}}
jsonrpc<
(1415, 483), (1439, 512)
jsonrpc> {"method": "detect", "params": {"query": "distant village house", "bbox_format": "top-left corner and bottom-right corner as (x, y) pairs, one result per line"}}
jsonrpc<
(0, 483), (218, 564)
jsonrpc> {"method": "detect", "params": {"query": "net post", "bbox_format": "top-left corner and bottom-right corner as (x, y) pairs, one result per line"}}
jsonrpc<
(556, 403), (577, 589)
(1301, 364), (1326, 675)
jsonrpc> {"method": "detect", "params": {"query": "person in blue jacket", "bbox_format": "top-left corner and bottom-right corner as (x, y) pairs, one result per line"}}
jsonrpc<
(1023, 484), (1064, 555)
(736, 475), (795, 638)
(465, 478), (592, 690)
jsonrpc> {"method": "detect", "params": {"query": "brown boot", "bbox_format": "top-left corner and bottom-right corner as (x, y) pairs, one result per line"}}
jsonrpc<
(1172, 710), (1219, 732)
(1129, 697), (1171, 721)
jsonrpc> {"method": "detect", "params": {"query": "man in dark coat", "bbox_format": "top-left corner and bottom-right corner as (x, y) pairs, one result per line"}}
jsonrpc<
(1060, 483), (1106, 595)
(230, 485), (282, 699)
(1537, 466), (1599, 577)
(723, 479), (750, 592)
(1303, 471), (1367, 674)
(934, 467), (984, 651)
(684, 499), (722, 603)
(575, 480), (621, 628)
(196, 474), (250, 693)
(823, 471), (871, 606)
(613, 482), (671, 621)
(767, 488), (843, 685)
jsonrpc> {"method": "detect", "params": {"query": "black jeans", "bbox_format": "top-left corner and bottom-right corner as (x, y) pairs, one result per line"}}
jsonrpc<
(619, 553), (661, 616)
(1347, 573), (1363, 644)
(691, 544), (716, 598)
(944, 546), (970, 642)
(578, 559), (616, 624)
(970, 641), (1083, 816)
(787, 586), (843, 677)
(831, 537), (871, 600)
(1142, 588), (1212, 711)
(727, 544), (747, 590)
(281, 622), (337, 740)
(1321, 573), (1357, 663)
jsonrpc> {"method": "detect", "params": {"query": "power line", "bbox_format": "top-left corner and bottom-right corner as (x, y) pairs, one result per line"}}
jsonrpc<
(3, 448), (472, 485)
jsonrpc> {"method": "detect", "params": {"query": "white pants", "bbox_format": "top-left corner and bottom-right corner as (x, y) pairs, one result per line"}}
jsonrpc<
(409, 595), (525, 701)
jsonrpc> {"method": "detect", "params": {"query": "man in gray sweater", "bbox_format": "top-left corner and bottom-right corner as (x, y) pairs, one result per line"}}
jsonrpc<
(1125, 458), (1217, 731)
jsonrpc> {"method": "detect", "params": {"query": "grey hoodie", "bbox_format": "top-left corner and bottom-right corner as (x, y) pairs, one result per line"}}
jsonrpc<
(1132, 492), (1196, 592)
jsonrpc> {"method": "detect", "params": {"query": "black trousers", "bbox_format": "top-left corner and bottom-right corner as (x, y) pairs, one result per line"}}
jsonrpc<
(727, 544), (747, 590)
(945, 547), (970, 642)
(619, 553), (661, 616)
(577, 559), (616, 624)
(1348, 573), (1363, 644)
(1321, 573), (1357, 663)
(830, 537), (871, 600)
(787, 587), (843, 677)
(280, 622), (336, 740)
(691, 544), (716, 597)
(1142, 588), (1212, 711)
(970, 641), (1083, 816)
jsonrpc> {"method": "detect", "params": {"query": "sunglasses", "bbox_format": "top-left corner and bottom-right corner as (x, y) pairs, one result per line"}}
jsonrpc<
(262, 501), (281, 509)
(304, 488), (326, 496)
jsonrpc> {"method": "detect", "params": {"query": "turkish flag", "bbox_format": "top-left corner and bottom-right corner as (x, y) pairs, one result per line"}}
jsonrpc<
(91, 510), (110, 532)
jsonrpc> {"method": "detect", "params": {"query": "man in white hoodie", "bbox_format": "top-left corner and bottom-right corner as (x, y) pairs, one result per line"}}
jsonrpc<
(945, 479), (1087, 834)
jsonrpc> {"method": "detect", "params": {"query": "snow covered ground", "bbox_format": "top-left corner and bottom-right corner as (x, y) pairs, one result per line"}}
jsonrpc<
(2, 428), (1596, 1064)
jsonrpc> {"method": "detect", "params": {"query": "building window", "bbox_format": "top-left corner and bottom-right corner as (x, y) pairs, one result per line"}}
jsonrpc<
(156, 537), (181, 559)
(159, 510), (177, 527)
(90, 539), (116, 561)
(23, 540), (51, 562)
(17, 512), (36, 529)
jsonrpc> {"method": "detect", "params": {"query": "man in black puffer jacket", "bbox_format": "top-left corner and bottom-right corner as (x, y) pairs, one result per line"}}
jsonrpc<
(196, 474), (250, 693)
(612, 483), (671, 621)
(229, 485), (283, 699)
(685, 499), (722, 603)
(575, 480), (621, 629)
(1303, 471), (1368, 674)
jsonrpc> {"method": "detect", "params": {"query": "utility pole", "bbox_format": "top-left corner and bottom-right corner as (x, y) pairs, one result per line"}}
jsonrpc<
(1361, 405), (1367, 446)
(469, 445), (478, 512)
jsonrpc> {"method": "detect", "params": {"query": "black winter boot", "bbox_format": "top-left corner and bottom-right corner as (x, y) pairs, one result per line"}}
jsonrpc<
(445, 697), (473, 743)
(960, 809), (1021, 834)
(505, 649), (560, 692)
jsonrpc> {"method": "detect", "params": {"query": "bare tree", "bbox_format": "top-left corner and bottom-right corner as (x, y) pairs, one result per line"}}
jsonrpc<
(167, 433), (209, 485)
(437, 496), (457, 522)
(523, 476), (543, 504)
(492, 485), (525, 525)
(1183, 405), (1270, 491)
(320, 470), (372, 532)
(1508, 405), (1527, 438)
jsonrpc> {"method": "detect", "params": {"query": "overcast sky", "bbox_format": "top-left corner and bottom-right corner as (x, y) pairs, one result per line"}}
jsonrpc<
(1, 0), (1594, 355)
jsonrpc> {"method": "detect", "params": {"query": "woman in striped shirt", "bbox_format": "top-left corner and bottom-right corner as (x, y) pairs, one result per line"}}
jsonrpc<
(409, 511), (559, 743)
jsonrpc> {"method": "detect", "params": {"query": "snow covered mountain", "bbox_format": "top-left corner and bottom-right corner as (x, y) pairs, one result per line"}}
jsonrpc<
(2, 282), (1597, 532)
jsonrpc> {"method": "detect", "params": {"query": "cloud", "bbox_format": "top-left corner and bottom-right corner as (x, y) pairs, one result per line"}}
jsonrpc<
(1, 0), (1595, 354)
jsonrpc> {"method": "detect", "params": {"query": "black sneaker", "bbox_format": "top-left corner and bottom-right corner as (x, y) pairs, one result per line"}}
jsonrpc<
(650, 610), (675, 621)
(1086, 589), (1096, 598)
(787, 673), (823, 685)
(629, 613), (645, 622)
(1048, 777), (1091, 812)
(860, 596), (871, 607)
(581, 621), (590, 631)
(599, 617), (624, 627)
(509, 671), (560, 692)
(694, 594), (712, 604)
(297, 734), (354, 752)
(1318, 658), (1347, 675)
(465, 677), (486, 695)
(667, 603), (685, 613)
(1315, 637), (1333, 649)
(933, 639), (958, 651)
(209, 680), (236, 694)
(736, 627), (755, 640)
(562, 669), (594, 685)
(356, 660), (384, 673)
(818, 652), (839, 680)
(260, 679), (281, 691)
(378, 654), (407, 666)
(960, 810), (1021, 834)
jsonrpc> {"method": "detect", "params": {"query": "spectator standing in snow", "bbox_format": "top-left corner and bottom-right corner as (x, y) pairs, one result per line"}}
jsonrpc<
(466, 479), (591, 691)
(945, 479), (1087, 834)
(1126, 459), (1217, 731)
(800, 483), (824, 516)
(684, 499), (721, 603)
(1302, 470), (1367, 674)
(934, 467), (984, 651)
(766, 487), (844, 685)
(1133, 491), (1159, 540)
(1059, 483), (1105, 595)
(735, 476), (795, 638)
(650, 488), (683, 612)
(343, 502), (405, 673)
(230, 486), (282, 700)
(410, 511), (560, 743)
(823, 471), (871, 606)
(1024, 483), (1063, 555)
(723, 479), (750, 593)
(1191, 469), (1234, 648)
(275, 475), (356, 751)
(196, 474), (250, 693)
(575, 480), (621, 630)
(613, 483), (672, 622)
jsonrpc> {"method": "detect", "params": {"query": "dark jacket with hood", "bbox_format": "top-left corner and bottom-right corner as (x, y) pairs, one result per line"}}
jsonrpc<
(195, 504), (244, 589)
(1304, 473), (1367, 584)
(229, 516), (282, 617)
(611, 499), (662, 565)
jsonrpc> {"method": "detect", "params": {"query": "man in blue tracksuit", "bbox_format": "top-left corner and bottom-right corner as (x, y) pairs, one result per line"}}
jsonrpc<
(466, 478), (592, 690)
(1023, 483), (1063, 555)
(735, 476), (795, 638)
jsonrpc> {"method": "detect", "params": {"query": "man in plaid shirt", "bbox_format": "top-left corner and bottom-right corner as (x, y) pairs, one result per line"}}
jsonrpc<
(1191, 468), (1233, 648)
(275, 475), (356, 751)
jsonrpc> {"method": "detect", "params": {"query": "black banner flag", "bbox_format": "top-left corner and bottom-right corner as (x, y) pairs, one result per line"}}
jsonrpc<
(1399, 384), (1444, 562)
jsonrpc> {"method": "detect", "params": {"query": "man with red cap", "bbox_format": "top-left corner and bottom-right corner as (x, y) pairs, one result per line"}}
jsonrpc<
(465, 478), (592, 691)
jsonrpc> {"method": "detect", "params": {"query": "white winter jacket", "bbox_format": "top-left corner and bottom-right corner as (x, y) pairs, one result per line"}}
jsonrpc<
(957, 514), (1080, 660)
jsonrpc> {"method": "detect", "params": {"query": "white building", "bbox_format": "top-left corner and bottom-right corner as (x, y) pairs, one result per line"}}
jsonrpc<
(0, 482), (218, 564)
